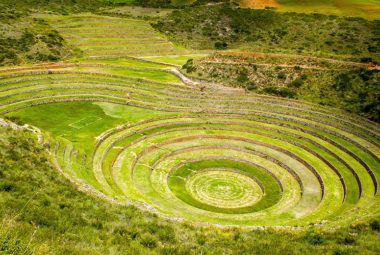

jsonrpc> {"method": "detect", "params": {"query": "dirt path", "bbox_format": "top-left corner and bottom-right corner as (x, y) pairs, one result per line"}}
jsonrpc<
(201, 60), (330, 70)
(0, 118), (43, 143)
(219, 51), (379, 70)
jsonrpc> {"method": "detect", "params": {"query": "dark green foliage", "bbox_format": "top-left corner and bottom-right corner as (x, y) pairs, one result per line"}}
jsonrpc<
(0, 11), (71, 66)
(333, 249), (354, 255)
(0, 0), (111, 13)
(133, 0), (172, 8)
(287, 78), (304, 88)
(0, 181), (14, 192)
(341, 235), (356, 245)
(263, 86), (296, 98)
(277, 72), (286, 79)
(188, 53), (379, 122)
(370, 220), (380, 232)
(246, 81), (257, 91)
(304, 229), (326, 245)
(331, 69), (379, 122)
(153, 5), (379, 62)
(214, 41), (228, 49)
(236, 68), (249, 83)
(182, 59), (196, 73)
(0, 236), (30, 255)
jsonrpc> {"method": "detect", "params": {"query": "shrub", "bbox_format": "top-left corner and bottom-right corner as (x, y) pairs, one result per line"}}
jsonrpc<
(237, 68), (249, 83)
(139, 233), (158, 248)
(0, 182), (14, 192)
(277, 72), (286, 79)
(333, 248), (353, 255)
(182, 59), (196, 73)
(246, 81), (257, 91)
(262, 87), (296, 98)
(370, 220), (380, 231)
(304, 229), (326, 245)
(214, 42), (228, 49)
(338, 235), (356, 245)
(287, 78), (304, 88)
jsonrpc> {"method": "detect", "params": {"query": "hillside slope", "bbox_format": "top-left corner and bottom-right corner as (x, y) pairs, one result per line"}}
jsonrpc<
(1, 126), (380, 254)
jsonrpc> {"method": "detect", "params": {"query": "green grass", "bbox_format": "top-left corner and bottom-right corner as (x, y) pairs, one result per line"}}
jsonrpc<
(1, 7), (380, 254)
(6, 102), (174, 153)
(169, 159), (282, 214)
(106, 67), (181, 83)
(86, 113), (379, 226)
(2, 128), (380, 254)
(43, 14), (190, 59)
(141, 54), (209, 66)
(83, 58), (170, 69)
(188, 54), (380, 121)
(154, 5), (379, 61)
(277, 0), (380, 20)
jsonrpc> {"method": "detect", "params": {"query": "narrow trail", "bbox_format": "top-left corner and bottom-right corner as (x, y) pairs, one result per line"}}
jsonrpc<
(168, 67), (244, 93)
(0, 118), (43, 143)
(200, 61), (331, 70)
(219, 51), (380, 70)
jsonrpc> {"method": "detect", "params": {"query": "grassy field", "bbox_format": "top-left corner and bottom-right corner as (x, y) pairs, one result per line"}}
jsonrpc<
(2, 128), (380, 254)
(1, 5), (380, 254)
(176, 0), (380, 19)
(1, 34), (380, 227)
(275, 0), (380, 20)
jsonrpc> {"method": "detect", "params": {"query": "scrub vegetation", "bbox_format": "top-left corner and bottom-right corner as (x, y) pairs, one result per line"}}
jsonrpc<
(153, 4), (380, 62)
(0, 0), (379, 254)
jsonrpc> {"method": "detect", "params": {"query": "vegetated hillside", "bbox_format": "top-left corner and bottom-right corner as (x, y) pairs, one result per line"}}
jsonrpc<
(0, 0), (110, 13)
(0, 7), (71, 66)
(182, 53), (380, 122)
(172, 0), (380, 19)
(153, 4), (380, 62)
(276, 0), (380, 20)
(1, 126), (380, 254)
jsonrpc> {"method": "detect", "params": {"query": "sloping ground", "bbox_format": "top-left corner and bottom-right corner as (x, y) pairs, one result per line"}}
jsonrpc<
(240, 0), (279, 8)
(0, 14), (379, 228)
(184, 52), (380, 122)
(1, 58), (380, 227)
(170, 0), (380, 19)
(2, 127), (380, 255)
(276, 0), (380, 20)
(43, 14), (193, 59)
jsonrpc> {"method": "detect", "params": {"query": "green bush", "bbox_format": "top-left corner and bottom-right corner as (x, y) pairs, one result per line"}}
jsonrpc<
(287, 78), (304, 88)
(214, 41), (228, 49)
(139, 233), (158, 248)
(262, 87), (296, 98)
(370, 220), (380, 232)
(304, 229), (326, 245)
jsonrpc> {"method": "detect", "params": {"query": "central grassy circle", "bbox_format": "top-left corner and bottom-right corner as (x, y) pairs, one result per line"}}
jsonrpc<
(167, 158), (284, 214)
(186, 170), (263, 209)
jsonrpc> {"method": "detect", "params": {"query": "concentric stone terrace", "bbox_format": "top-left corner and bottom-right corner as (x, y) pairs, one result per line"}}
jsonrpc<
(89, 113), (380, 226)
(1, 15), (379, 228)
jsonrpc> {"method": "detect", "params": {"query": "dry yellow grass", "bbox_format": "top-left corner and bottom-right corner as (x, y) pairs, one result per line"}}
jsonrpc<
(240, 0), (279, 8)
